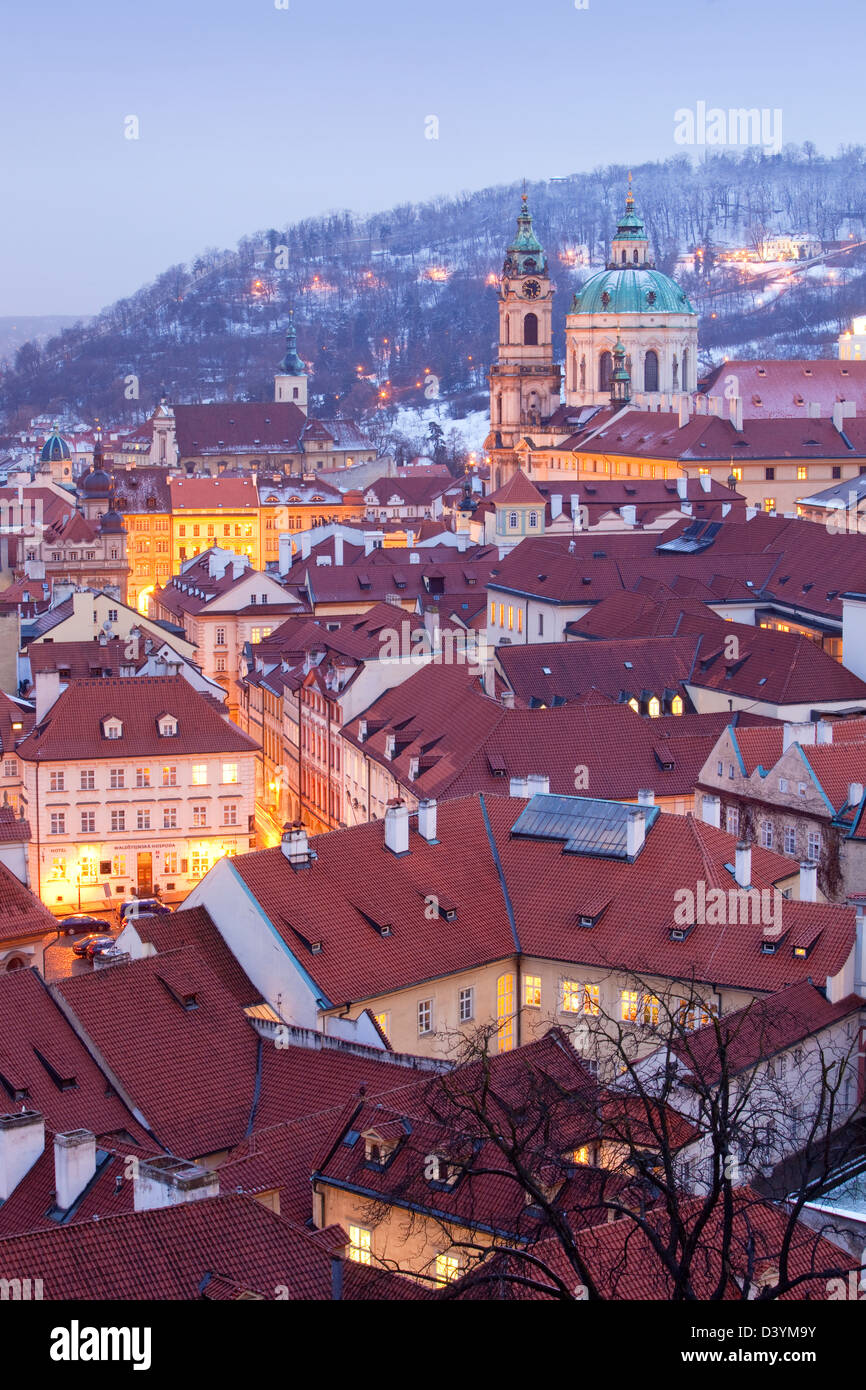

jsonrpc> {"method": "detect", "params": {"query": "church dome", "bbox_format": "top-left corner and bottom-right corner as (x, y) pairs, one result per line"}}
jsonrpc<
(99, 509), (124, 533)
(81, 467), (112, 497)
(40, 427), (71, 463)
(570, 266), (696, 317)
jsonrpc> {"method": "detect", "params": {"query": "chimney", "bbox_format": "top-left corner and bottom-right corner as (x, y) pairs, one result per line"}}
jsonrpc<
(735, 841), (752, 889)
(525, 773), (550, 797)
(417, 799), (438, 843)
(35, 669), (63, 722)
(334, 534), (344, 566)
(54, 1130), (96, 1211)
(850, 782), (865, 806)
(799, 860), (818, 902)
(816, 720), (833, 745)
(701, 793), (721, 828)
(678, 396), (691, 428)
(501, 689), (515, 709)
(384, 800), (409, 855)
(0, 1111), (44, 1200)
(729, 396), (744, 432)
(745, 505), (758, 521)
(620, 504), (637, 527)
(280, 821), (310, 868)
(331, 1254), (344, 1302)
(133, 1155), (219, 1212)
(626, 807), (646, 858)
(570, 494), (582, 521)
(637, 789), (655, 807)
(550, 494), (563, 519)
(676, 475), (688, 499)
(833, 400), (855, 433)
(456, 532), (469, 552)
(783, 721), (816, 752)
(300, 534), (311, 560)
(482, 657), (496, 698)
(699, 473), (712, 493)
(807, 401), (821, 419)
(509, 776), (530, 798)
(410, 550), (421, 563)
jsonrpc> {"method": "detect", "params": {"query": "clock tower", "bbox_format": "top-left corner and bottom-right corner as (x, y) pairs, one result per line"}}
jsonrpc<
(487, 193), (561, 487)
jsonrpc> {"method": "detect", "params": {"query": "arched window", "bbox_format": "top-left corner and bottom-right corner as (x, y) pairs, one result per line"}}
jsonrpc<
(648, 696), (661, 718)
(528, 511), (538, 528)
(599, 351), (612, 392)
(621, 249), (627, 264)
(633, 249), (639, 263)
(496, 394), (503, 424)
(523, 313), (538, 346)
(496, 973), (515, 1053)
(508, 511), (518, 529)
(671, 695), (684, 716)
(644, 349), (659, 392)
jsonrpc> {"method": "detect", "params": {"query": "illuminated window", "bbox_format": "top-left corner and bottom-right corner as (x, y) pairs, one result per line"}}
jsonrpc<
(671, 695), (684, 716)
(621, 989), (639, 1022)
(561, 979), (583, 1013)
(628, 698), (639, 713)
(112, 853), (126, 878)
(222, 763), (238, 784)
(497, 973), (515, 1052)
(164, 851), (178, 875)
(643, 994), (660, 1027)
(582, 983), (600, 1016)
(517, 609), (523, 633)
(191, 765), (208, 786)
(162, 766), (177, 787)
(797, 466), (807, 481)
(508, 605), (514, 631)
(571, 1146), (590, 1165)
(348, 1225), (372, 1265)
(163, 807), (177, 829)
(489, 602), (496, 624)
(190, 850), (209, 878)
(648, 696), (661, 718)
(435, 1253), (460, 1284)
(682, 1000), (717, 1031)
(79, 855), (97, 881)
(499, 604), (505, 627)
(136, 767), (151, 788)
(731, 467), (742, 481)
(251, 628), (261, 644)
(524, 975), (542, 1008)
(373, 1011), (390, 1039)
(763, 497), (776, 512)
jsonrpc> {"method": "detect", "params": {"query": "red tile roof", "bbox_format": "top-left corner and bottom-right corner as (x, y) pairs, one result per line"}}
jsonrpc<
(223, 794), (854, 1005)
(0, 689), (34, 754)
(17, 676), (258, 762)
(174, 402), (307, 457)
(0, 968), (150, 1144)
(131, 906), (260, 1008)
(0, 863), (55, 943)
(0, 805), (30, 846)
(168, 477), (259, 511)
(486, 470), (546, 506)
(702, 358), (866, 418)
(0, 1192), (426, 1299)
(668, 981), (863, 1085)
(54, 947), (260, 1158)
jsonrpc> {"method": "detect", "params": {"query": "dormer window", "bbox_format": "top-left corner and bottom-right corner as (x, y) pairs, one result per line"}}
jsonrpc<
(362, 1127), (401, 1169)
(158, 714), (178, 737)
(102, 717), (122, 740)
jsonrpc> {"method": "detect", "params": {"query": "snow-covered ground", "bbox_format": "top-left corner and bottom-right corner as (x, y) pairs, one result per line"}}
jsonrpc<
(389, 402), (490, 453)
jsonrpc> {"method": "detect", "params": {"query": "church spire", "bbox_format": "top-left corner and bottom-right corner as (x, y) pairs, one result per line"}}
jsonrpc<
(280, 310), (306, 375)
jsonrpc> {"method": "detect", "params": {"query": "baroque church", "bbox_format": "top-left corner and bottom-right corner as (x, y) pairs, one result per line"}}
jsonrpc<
(485, 180), (699, 490)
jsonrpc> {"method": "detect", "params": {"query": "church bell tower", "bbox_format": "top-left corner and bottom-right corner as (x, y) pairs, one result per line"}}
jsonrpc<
(488, 194), (561, 474)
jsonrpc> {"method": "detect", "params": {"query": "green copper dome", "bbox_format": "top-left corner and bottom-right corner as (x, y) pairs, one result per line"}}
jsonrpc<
(570, 267), (696, 317)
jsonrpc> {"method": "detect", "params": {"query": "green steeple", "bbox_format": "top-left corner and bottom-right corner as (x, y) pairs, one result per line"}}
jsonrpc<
(503, 190), (548, 276)
(610, 334), (631, 405)
(280, 311), (306, 375)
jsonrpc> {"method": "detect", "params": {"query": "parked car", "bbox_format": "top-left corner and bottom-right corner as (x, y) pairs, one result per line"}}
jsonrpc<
(89, 943), (124, 962)
(72, 934), (115, 959)
(117, 898), (172, 925)
(58, 914), (104, 935)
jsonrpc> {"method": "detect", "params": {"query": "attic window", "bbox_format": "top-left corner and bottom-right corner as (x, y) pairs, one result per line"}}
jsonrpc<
(158, 715), (178, 737)
(542, 666), (552, 675)
(760, 940), (778, 954)
(793, 944), (809, 958)
(670, 924), (694, 942)
(102, 717), (122, 740)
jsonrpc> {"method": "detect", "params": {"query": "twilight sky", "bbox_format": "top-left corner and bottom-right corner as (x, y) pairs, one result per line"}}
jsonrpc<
(1, 0), (862, 315)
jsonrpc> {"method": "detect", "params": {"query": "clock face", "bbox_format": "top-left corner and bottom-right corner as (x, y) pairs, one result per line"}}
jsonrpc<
(523, 279), (541, 300)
